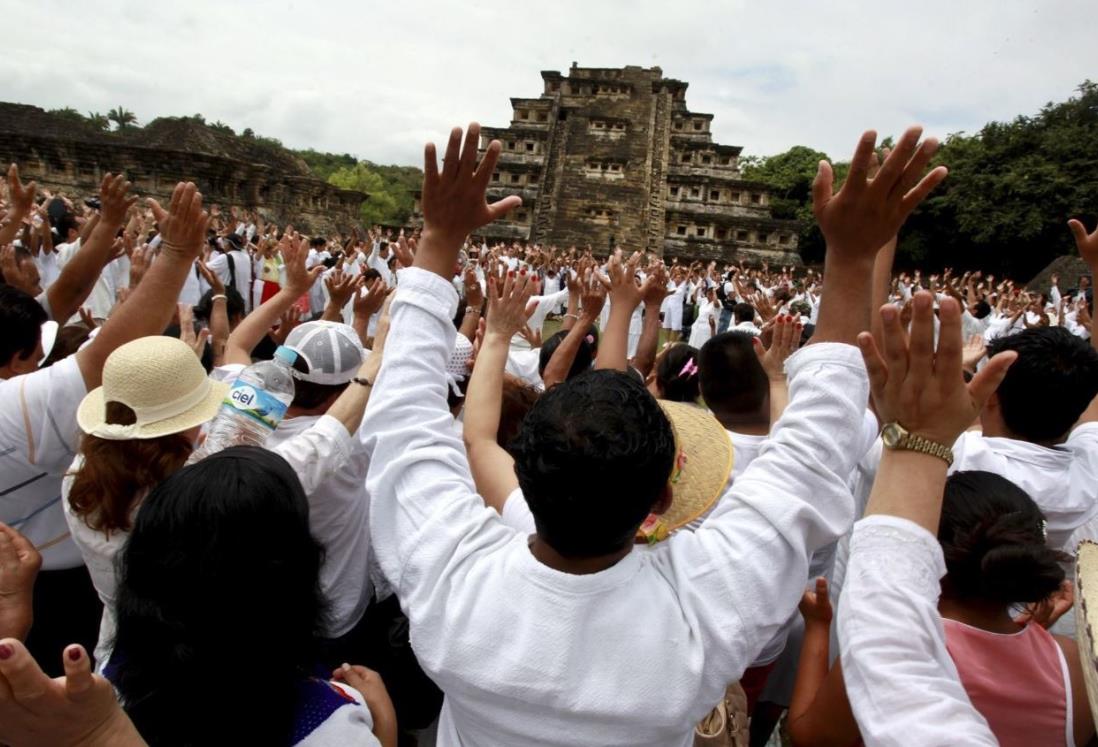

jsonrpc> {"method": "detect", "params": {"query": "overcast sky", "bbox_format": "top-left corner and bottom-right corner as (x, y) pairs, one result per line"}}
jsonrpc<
(3, 0), (1095, 167)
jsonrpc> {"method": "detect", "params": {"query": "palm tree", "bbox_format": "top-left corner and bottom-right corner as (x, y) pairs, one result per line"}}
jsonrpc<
(86, 112), (110, 131)
(107, 106), (137, 131)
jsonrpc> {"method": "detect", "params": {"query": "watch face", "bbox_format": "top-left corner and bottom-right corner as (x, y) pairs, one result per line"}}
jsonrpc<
(882, 424), (903, 448)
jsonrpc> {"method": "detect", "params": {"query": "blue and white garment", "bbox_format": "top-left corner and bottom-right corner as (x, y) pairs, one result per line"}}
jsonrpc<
(293, 678), (379, 746)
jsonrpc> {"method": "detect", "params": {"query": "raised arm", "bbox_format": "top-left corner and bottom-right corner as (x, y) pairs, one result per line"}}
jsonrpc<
(541, 273), (604, 388)
(671, 127), (951, 691)
(632, 262), (669, 378)
(75, 183), (208, 390)
(463, 271), (535, 513)
(594, 251), (643, 372)
(45, 174), (135, 324)
(837, 292), (1014, 746)
(224, 235), (322, 366)
(1069, 217), (1098, 423)
(362, 123), (522, 615)
(752, 314), (802, 425)
(0, 166), (35, 250)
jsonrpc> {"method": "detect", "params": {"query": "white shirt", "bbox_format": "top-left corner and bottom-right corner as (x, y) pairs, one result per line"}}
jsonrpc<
(361, 268), (869, 747)
(294, 680), (380, 746)
(207, 250), (253, 312)
(267, 413), (374, 638)
(729, 320), (761, 336)
(367, 242), (394, 287)
(839, 515), (995, 746)
(0, 356), (86, 569)
(688, 300), (719, 349)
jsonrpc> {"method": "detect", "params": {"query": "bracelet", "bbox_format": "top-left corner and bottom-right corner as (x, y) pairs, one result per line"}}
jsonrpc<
(563, 313), (579, 321)
(210, 294), (228, 302)
(352, 376), (373, 388)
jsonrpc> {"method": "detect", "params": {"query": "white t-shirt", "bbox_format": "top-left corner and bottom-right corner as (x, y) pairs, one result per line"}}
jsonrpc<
(0, 356), (86, 569)
(207, 250), (253, 312)
(267, 413), (374, 638)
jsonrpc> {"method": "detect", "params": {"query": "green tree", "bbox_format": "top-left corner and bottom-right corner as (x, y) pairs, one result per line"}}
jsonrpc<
(742, 146), (849, 264)
(210, 120), (235, 135)
(328, 163), (400, 225)
(48, 107), (86, 123)
(86, 111), (110, 131)
(107, 106), (138, 130)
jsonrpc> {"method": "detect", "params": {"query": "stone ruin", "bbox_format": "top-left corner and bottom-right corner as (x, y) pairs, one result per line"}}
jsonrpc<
(0, 103), (366, 235)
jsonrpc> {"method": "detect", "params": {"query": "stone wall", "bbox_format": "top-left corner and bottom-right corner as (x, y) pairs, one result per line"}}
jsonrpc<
(0, 104), (366, 235)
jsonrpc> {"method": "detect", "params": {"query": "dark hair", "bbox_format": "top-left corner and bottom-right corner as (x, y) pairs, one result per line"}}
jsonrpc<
(56, 213), (80, 239)
(0, 284), (47, 368)
(289, 356), (348, 410)
(973, 300), (992, 319)
(938, 471), (1067, 605)
(361, 268), (382, 282)
(41, 323), (92, 368)
(538, 326), (599, 381)
(511, 370), (674, 557)
(498, 374), (540, 450)
(986, 326), (1098, 443)
(193, 287), (246, 324)
(733, 302), (755, 324)
(110, 447), (327, 746)
(698, 332), (768, 418)
(309, 236), (327, 248)
(655, 343), (700, 403)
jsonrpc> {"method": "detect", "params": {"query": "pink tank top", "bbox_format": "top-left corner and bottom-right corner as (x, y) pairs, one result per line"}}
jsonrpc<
(944, 619), (1073, 747)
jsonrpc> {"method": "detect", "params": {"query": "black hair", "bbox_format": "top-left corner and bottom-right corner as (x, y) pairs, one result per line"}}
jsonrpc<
(939, 471), (1067, 605)
(289, 355), (349, 410)
(733, 302), (755, 324)
(56, 213), (80, 239)
(511, 370), (674, 558)
(538, 326), (599, 380)
(698, 332), (768, 418)
(193, 287), (246, 324)
(655, 343), (701, 403)
(109, 447), (327, 746)
(0, 284), (47, 368)
(361, 268), (382, 282)
(309, 236), (327, 248)
(986, 326), (1098, 443)
(973, 300), (992, 319)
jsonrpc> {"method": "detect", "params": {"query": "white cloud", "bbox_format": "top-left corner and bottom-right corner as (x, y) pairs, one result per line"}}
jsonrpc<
(1, 0), (1094, 165)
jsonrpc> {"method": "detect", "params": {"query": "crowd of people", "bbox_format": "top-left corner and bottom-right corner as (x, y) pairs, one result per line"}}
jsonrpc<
(0, 119), (1095, 747)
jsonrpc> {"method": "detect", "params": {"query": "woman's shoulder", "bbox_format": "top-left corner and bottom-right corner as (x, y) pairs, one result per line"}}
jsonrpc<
(292, 678), (377, 747)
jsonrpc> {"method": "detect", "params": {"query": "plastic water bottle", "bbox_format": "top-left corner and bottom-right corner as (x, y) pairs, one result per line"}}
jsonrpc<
(187, 346), (298, 464)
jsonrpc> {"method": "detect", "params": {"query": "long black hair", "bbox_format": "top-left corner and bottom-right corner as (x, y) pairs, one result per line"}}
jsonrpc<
(109, 446), (328, 746)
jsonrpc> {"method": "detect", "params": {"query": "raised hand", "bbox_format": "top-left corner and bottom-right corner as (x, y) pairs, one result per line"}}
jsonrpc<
(147, 182), (209, 262)
(463, 265), (485, 311)
(393, 234), (416, 268)
(639, 262), (671, 308)
(754, 314), (802, 381)
(281, 233), (324, 296)
(4, 165), (36, 218)
(1069, 217), (1098, 267)
(177, 304), (209, 358)
(324, 268), (359, 309)
(0, 639), (143, 747)
(961, 334), (987, 372)
(353, 277), (389, 320)
(271, 308), (302, 346)
(813, 127), (947, 262)
(603, 251), (644, 312)
(857, 292), (1017, 446)
(580, 267), (608, 321)
(0, 246), (37, 296)
(0, 523), (40, 641)
(98, 173), (136, 227)
(798, 577), (832, 626)
(418, 123), (521, 275)
(196, 259), (225, 296)
(486, 270), (537, 339)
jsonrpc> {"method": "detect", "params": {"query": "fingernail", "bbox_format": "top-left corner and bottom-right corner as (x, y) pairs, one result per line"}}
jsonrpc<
(341, 662), (351, 672)
(68, 646), (82, 662)
(0, 643), (12, 660)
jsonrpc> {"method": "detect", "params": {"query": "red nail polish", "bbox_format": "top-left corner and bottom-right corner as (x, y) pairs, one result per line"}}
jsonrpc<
(0, 644), (12, 660)
(68, 647), (82, 662)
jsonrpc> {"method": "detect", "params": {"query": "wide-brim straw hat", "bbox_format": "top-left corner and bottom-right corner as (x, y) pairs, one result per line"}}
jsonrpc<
(1075, 541), (1098, 720)
(77, 336), (228, 441)
(637, 400), (734, 543)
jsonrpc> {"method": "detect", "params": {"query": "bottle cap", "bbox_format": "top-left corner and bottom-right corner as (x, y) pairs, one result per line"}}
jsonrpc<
(273, 346), (299, 367)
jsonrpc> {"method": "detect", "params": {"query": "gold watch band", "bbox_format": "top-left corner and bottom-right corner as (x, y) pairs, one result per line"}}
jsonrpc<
(902, 432), (954, 466)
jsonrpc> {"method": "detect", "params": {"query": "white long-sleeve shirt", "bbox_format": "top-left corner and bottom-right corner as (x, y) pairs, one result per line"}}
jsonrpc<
(839, 515), (996, 746)
(361, 268), (869, 747)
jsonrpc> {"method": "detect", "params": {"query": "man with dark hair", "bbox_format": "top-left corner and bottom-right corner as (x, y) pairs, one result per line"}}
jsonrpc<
(362, 123), (944, 744)
(729, 301), (760, 335)
(0, 284), (49, 378)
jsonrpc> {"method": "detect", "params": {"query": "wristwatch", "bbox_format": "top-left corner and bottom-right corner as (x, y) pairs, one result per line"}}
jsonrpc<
(880, 422), (954, 466)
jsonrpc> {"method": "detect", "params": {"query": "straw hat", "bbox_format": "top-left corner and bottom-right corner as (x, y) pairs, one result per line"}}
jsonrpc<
(1075, 541), (1098, 720)
(637, 401), (734, 543)
(77, 336), (228, 440)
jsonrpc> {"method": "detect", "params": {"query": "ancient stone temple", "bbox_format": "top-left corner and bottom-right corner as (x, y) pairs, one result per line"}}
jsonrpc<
(0, 103), (365, 234)
(417, 63), (801, 265)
